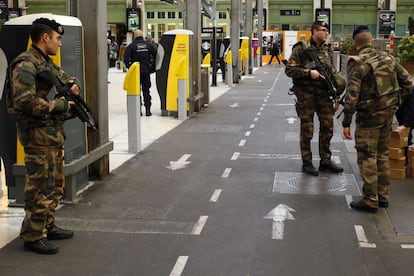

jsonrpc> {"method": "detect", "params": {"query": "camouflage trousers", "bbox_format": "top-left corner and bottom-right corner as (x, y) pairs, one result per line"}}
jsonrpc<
(20, 145), (64, 242)
(355, 115), (393, 207)
(294, 87), (334, 165)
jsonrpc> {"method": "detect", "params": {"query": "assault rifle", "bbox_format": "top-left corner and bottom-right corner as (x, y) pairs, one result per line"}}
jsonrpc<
(39, 71), (97, 130)
(304, 46), (340, 101)
(336, 92), (346, 119)
(57, 83), (97, 130)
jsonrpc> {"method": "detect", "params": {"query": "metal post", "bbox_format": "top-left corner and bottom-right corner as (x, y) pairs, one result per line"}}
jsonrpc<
(185, 0), (201, 112)
(246, 0), (253, 74)
(77, 0), (111, 178)
(230, 0), (240, 84)
(178, 79), (187, 120)
(257, 0), (263, 67)
(212, 0), (217, 87)
(127, 95), (140, 153)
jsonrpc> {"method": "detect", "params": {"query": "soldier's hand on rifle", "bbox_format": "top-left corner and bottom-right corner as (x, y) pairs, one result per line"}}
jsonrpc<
(310, 69), (322, 80)
(68, 83), (80, 96)
(67, 100), (75, 111)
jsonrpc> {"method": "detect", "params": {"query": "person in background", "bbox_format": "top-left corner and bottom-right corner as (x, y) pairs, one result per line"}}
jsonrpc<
(123, 29), (157, 116)
(342, 26), (412, 213)
(8, 18), (77, 254)
(395, 86), (414, 144)
(269, 41), (281, 65)
(118, 38), (128, 72)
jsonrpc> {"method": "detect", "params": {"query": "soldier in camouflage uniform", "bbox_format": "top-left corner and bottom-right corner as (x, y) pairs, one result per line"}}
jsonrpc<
(285, 21), (344, 176)
(8, 18), (78, 254)
(343, 26), (412, 213)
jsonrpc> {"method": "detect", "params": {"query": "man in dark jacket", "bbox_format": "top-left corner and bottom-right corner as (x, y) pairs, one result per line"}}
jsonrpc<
(396, 86), (414, 144)
(396, 86), (414, 130)
(124, 29), (157, 116)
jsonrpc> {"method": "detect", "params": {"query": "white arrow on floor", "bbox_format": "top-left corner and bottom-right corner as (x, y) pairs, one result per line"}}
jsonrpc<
(286, 117), (297, 124)
(230, 103), (239, 108)
(263, 204), (296, 240)
(166, 154), (192, 171)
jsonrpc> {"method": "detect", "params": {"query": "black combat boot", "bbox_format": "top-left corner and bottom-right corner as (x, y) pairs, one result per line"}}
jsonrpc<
(350, 199), (378, 213)
(47, 223), (74, 240)
(379, 201), (389, 208)
(145, 106), (152, 117)
(24, 238), (59, 254)
(319, 162), (344, 173)
(302, 163), (319, 176)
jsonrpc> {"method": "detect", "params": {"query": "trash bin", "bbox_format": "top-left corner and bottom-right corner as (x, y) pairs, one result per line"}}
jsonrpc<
(200, 64), (210, 106)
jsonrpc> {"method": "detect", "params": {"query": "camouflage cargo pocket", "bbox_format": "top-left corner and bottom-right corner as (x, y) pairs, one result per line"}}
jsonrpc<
(295, 101), (305, 118)
(295, 100), (313, 119)
(24, 154), (48, 180)
(30, 127), (64, 146)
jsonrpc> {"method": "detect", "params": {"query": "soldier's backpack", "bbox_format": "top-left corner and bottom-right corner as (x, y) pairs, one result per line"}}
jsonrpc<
(350, 51), (400, 111)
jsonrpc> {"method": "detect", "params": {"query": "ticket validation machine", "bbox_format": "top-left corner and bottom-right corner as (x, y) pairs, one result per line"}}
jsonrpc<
(0, 14), (88, 204)
(156, 30), (193, 116)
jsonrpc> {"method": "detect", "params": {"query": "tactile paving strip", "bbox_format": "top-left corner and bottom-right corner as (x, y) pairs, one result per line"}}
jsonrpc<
(184, 124), (242, 134)
(273, 172), (361, 196)
(285, 132), (344, 143)
(120, 206), (170, 220)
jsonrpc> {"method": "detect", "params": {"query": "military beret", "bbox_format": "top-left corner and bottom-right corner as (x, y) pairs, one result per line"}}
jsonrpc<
(32, 18), (64, 35)
(352, 25), (369, 39)
(312, 21), (329, 31)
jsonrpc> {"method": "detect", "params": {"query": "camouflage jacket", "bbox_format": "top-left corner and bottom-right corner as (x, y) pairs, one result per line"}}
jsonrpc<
(342, 45), (412, 128)
(284, 37), (336, 89)
(9, 46), (80, 133)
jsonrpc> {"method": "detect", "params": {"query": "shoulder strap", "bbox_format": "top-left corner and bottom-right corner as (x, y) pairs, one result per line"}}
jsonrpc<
(292, 40), (308, 50)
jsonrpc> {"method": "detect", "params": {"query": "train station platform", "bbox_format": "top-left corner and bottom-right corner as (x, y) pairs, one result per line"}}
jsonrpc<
(0, 67), (231, 249)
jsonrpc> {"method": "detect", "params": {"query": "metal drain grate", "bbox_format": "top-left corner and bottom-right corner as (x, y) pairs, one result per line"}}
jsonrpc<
(387, 205), (414, 236)
(273, 172), (361, 196)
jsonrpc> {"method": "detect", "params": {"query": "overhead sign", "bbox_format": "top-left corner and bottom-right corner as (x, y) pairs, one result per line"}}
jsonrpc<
(160, 0), (178, 5)
(315, 8), (330, 28)
(126, 8), (141, 32)
(280, 10), (301, 16)
(0, 1), (9, 20)
(202, 27), (223, 34)
(378, 10), (396, 36)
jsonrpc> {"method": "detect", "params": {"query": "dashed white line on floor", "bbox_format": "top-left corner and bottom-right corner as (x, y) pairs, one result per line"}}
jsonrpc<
(222, 168), (232, 178)
(257, 112), (262, 116)
(345, 195), (353, 209)
(354, 225), (376, 248)
(231, 152), (240, 160)
(401, 244), (414, 249)
(245, 131), (251, 136)
(210, 189), (222, 202)
(254, 117), (259, 122)
(249, 124), (255, 129)
(191, 216), (208, 235)
(260, 107), (264, 111)
(170, 256), (189, 276)
(239, 139), (246, 146)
